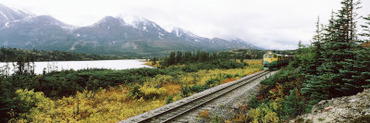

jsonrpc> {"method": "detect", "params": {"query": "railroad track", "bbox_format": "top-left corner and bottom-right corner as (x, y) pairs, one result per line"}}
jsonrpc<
(121, 70), (272, 123)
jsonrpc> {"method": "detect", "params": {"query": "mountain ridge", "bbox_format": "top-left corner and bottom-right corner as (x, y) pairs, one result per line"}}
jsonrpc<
(0, 4), (263, 57)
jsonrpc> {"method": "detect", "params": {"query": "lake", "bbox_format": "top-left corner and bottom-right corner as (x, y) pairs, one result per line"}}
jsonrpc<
(0, 59), (152, 75)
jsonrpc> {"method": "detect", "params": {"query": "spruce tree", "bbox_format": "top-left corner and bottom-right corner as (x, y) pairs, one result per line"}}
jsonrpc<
(309, 16), (325, 75)
(352, 14), (370, 89)
(168, 51), (176, 65)
(302, 13), (336, 99)
(176, 51), (182, 64)
(302, 0), (363, 99)
(318, 0), (361, 96)
(360, 14), (370, 43)
(336, 0), (365, 95)
(351, 48), (370, 88)
(184, 51), (192, 63)
(302, 16), (329, 101)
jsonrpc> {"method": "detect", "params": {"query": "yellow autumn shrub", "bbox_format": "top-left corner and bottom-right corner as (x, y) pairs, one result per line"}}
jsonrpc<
(248, 101), (281, 123)
(140, 86), (167, 99)
(246, 60), (263, 65)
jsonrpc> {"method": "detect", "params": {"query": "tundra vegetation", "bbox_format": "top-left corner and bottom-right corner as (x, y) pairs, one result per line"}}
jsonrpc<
(0, 50), (263, 122)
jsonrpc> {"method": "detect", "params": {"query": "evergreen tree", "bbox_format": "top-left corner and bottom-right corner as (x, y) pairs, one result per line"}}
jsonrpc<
(303, 0), (364, 100)
(176, 51), (182, 63)
(336, 0), (364, 96)
(302, 11), (336, 100)
(151, 57), (157, 65)
(309, 16), (325, 75)
(184, 51), (192, 63)
(302, 17), (327, 100)
(351, 48), (370, 88)
(352, 14), (370, 88)
(283, 88), (305, 118)
(168, 51), (176, 65)
(360, 14), (370, 43)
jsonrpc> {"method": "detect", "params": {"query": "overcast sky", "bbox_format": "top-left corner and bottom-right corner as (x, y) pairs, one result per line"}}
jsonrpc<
(1, 0), (369, 50)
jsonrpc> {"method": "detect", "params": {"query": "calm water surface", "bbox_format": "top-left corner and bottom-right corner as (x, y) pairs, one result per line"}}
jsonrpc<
(0, 59), (152, 75)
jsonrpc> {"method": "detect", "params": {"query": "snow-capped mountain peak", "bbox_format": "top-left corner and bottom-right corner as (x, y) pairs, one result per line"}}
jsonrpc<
(171, 27), (201, 39)
(91, 16), (125, 27)
(34, 15), (75, 29)
(118, 15), (163, 32)
(120, 15), (148, 26)
(172, 27), (184, 37)
(0, 4), (34, 26)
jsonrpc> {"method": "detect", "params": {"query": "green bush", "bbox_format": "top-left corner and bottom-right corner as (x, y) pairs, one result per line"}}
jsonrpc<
(206, 78), (221, 87)
(180, 83), (191, 97)
(9, 89), (51, 121)
(190, 84), (209, 93)
(166, 95), (173, 104)
(182, 64), (198, 72)
(247, 96), (261, 109)
(127, 86), (144, 99)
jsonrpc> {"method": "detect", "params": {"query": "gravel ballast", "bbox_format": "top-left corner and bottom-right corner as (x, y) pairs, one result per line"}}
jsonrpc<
(121, 70), (278, 123)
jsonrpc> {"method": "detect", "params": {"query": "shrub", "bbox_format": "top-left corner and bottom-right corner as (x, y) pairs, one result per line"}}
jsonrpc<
(248, 96), (261, 109)
(139, 86), (167, 100)
(198, 110), (210, 119)
(9, 89), (53, 122)
(206, 78), (221, 87)
(127, 86), (143, 99)
(180, 83), (191, 97)
(182, 64), (198, 72)
(166, 95), (173, 104)
(190, 84), (209, 93)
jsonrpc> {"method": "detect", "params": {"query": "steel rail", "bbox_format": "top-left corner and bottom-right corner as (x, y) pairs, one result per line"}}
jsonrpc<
(137, 70), (271, 123)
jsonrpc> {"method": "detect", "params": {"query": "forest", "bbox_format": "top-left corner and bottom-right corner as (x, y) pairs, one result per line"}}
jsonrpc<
(220, 0), (369, 122)
(0, 47), (126, 62)
(0, 47), (272, 63)
(0, 49), (263, 122)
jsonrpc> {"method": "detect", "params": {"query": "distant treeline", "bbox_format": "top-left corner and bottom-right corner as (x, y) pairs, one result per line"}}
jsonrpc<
(227, 49), (295, 59)
(157, 51), (245, 68)
(0, 47), (126, 62)
(155, 49), (294, 67)
(0, 47), (295, 63)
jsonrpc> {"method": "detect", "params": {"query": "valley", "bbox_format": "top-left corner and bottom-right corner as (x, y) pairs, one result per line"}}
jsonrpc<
(1, 0), (369, 122)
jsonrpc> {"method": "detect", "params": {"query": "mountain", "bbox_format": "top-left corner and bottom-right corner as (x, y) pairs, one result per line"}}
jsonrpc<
(230, 38), (264, 50)
(0, 4), (262, 57)
(0, 15), (75, 49)
(0, 4), (31, 27)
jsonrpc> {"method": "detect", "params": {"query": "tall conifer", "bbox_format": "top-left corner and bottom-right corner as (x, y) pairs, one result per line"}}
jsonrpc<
(360, 14), (370, 42)
(352, 14), (370, 89)
(302, 17), (328, 101)
(302, 13), (337, 100)
(303, 0), (365, 99)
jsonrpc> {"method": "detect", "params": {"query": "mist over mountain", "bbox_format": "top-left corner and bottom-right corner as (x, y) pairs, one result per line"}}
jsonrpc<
(0, 4), (262, 57)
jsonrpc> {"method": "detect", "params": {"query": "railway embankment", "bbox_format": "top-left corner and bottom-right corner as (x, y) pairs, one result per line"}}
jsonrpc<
(121, 70), (278, 122)
(291, 89), (370, 123)
(185, 70), (278, 122)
